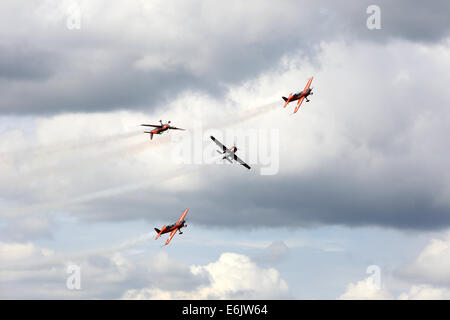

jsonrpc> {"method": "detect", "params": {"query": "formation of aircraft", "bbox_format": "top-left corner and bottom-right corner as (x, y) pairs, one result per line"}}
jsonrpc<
(155, 208), (189, 246)
(282, 77), (314, 114)
(148, 76), (314, 246)
(141, 120), (185, 140)
(210, 136), (251, 170)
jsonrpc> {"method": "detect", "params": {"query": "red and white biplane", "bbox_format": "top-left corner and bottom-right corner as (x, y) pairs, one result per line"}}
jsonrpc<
(154, 208), (189, 246)
(282, 77), (314, 114)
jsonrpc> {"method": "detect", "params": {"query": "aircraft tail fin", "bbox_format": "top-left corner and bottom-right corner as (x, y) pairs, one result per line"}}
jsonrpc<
(144, 131), (154, 140)
(155, 225), (165, 240)
(283, 93), (293, 108)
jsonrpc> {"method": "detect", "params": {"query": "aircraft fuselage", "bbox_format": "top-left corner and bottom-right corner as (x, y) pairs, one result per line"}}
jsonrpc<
(291, 88), (312, 101)
(152, 124), (170, 135)
(157, 220), (186, 235)
(221, 147), (237, 161)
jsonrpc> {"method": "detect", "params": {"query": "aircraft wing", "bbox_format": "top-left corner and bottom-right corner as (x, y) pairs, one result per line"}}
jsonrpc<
(293, 96), (305, 114)
(210, 136), (227, 153)
(141, 124), (161, 128)
(233, 154), (251, 170)
(164, 229), (178, 246)
(303, 77), (313, 91)
(177, 208), (189, 223)
(283, 93), (293, 108)
(168, 126), (185, 131)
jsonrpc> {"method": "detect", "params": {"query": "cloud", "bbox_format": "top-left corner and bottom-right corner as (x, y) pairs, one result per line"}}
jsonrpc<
(123, 252), (290, 299)
(252, 240), (290, 265)
(396, 232), (450, 286)
(0, 241), (53, 263)
(0, 215), (55, 241)
(0, 239), (208, 299)
(338, 275), (393, 300)
(338, 276), (450, 300)
(339, 278), (450, 300)
(1, 1), (449, 114)
(339, 232), (450, 300)
(0, 236), (287, 300)
(1, 39), (450, 232)
(398, 285), (450, 300)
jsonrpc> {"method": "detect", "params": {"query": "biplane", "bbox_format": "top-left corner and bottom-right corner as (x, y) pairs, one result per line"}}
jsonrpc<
(154, 208), (189, 246)
(210, 136), (251, 170)
(282, 77), (314, 114)
(141, 120), (185, 140)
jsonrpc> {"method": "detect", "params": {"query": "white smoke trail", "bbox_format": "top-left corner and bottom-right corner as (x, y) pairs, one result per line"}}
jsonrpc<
(2, 153), (224, 219)
(0, 129), (142, 161)
(2, 101), (278, 219)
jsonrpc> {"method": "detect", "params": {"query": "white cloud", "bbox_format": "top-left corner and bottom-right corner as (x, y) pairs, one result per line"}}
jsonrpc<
(0, 241), (53, 262)
(397, 232), (450, 286)
(123, 252), (290, 299)
(1, 237), (285, 300)
(398, 285), (450, 300)
(338, 277), (393, 300)
(340, 231), (450, 300)
(339, 277), (450, 300)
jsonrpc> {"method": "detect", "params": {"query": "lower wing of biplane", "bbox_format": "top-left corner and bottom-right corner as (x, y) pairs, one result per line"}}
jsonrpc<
(293, 96), (305, 114)
(283, 93), (293, 108)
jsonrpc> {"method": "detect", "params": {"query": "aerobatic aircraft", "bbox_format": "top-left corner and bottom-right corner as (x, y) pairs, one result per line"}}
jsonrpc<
(141, 120), (185, 140)
(210, 136), (251, 170)
(154, 208), (189, 246)
(282, 77), (314, 114)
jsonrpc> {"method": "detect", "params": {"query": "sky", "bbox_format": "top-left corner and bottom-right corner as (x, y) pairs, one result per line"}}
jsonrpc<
(1, 0), (450, 299)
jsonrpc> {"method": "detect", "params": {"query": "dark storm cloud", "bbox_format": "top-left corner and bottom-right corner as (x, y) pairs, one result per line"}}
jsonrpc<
(2, 59), (218, 114)
(0, 45), (60, 80)
(71, 157), (450, 231)
(379, 0), (450, 42)
(1, 1), (450, 233)
(0, 0), (449, 115)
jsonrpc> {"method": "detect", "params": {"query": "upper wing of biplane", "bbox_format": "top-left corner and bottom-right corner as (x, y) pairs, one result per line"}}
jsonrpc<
(283, 93), (293, 108)
(164, 229), (177, 246)
(168, 126), (185, 130)
(177, 208), (189, 223)
(233, 154), (251, 170)
(141, 124), (161, 128)
(303, 77), (313, 92)
(210, 136), (227, 153)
